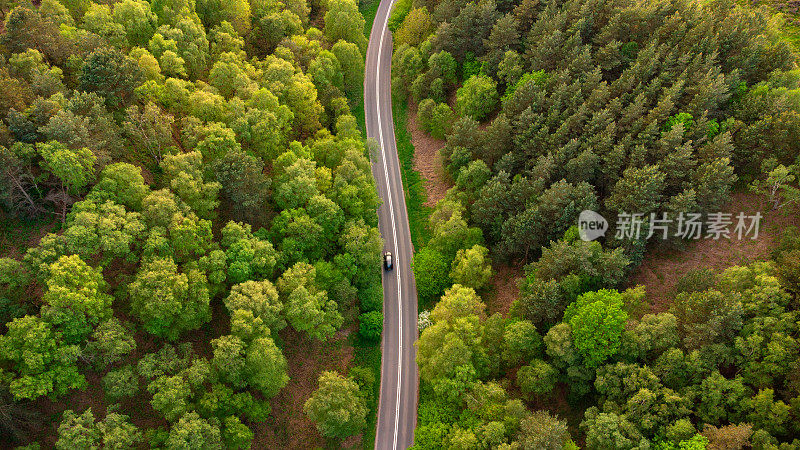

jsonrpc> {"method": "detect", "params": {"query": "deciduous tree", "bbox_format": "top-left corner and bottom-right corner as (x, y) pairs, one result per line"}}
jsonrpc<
(129, 257), (211, 340)
(112, 0), (157, 47)
(41, 254), (113, 343)
(84, 318), (136, 369)
(56, 409), (142, 450)
(278, 262), (343, 340)
(0, 315), (85, 400)
(502, 319), (542, 365)
(304, 371), (368, 438)
(79, 47), (142, 109)
(564, 290), (629, 368)
(166, 412), (223, 449)
(517, 410), (570, 450)
(517, 359), (558, 398)
(449, 244), (493, 290)
(323, 0), (367, 52)
(225, 280), (285, 331)
(331, 40), (364, 98)
(456, 75), (499, 121)
(87, 163), (150, 211)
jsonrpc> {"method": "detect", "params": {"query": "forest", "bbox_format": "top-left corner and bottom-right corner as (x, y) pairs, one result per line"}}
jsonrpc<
(0, 0), (383, 446)
(3, 0), (800, 446)
(392, 0), (800, 447)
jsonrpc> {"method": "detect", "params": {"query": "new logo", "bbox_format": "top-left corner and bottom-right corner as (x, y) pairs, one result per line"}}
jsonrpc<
(578, 210), (608, 241)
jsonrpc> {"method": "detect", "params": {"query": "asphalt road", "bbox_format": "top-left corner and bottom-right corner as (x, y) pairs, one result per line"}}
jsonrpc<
(363, 0), (419, 448)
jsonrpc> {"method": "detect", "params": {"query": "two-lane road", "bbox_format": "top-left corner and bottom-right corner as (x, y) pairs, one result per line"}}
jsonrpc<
(364, 0), (419, 448)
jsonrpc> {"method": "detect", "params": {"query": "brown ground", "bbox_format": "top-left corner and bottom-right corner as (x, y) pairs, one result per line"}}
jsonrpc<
(481, 193), (797, 317)
(629, 192), (800, 312)
(408, 98), (520, 315)
(28, 332), (173, 448)
(446, 90), (458, 110)
(407, 101), (452, 207)
(485, 263), (525, 315)
(30, 371), (134, 449)
(0, 214), (57, 259)
(253, 325), (358, 449)
(489, 192), (795, 446)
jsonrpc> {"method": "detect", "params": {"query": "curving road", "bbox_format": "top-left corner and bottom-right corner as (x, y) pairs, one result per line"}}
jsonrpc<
(364, 0), (419, 448)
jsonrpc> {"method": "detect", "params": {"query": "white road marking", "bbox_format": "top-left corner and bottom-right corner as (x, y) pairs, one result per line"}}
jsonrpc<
(374, 1), (402, 449)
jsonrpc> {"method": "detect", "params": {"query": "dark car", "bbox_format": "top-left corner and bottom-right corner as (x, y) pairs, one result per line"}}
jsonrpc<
(384, 251), (393, 270)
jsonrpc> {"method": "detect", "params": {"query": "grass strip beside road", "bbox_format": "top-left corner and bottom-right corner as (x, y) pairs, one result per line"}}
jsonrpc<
(362, 0), (380, 39)
(353, 0), (380, 139)
(392, 99), (431, 249)
(353, 337), (381, 449)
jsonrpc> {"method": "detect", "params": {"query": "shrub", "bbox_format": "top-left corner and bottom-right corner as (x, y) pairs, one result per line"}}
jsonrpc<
(103, 365), (140, 401)
(358, 311), (383, 342)
(412, 247), (451, 306)
(349, 365), (376, 403)
(418, 99), (454, 139)
(674, 269), (716, 294)
(359, 283), (383, 313)
(418, 99), (436, 132)
(517, 359), (558, 398)
(304, 371), (367, 438)
(429, 103), (454, 139)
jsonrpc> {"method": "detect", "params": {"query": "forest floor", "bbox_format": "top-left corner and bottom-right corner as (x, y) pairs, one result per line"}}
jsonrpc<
(0, 213), (57, 258)
(485, 264), (524, 315)
(396, 4), (800, 444)
(16, 251), (370, 449)
(407, 101), (450, 208)
(4, 91), (380, 449)
(472, 193), (799, 446)
(255, 326), (358, 449)
(393, 99), (432, 247)
(629, 191), (800, 312)
(479, 192), (800, 317)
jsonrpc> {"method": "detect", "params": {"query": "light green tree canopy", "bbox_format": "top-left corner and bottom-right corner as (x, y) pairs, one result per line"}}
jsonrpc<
(449, 244), (493, 290)
(304, 371), (367, 438)
(456, 75), (499, 121)
(129, 257), (211, 340)
(0, 315), (85, 400)
(37, 141), (96, 194)
(87, 162), (150, 211)
(564, 289), (629, 368)
(56, 408), (143, 450)
(323, 0), (367, 52)
(41, 254), (113, 343)
(225, 280), (285, 331)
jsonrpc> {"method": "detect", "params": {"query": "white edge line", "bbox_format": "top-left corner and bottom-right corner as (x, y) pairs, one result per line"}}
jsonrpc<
(374, 1), (402, 449)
